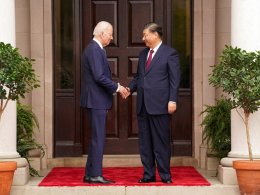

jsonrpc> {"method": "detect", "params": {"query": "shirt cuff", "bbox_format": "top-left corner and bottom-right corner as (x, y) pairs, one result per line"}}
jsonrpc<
(116, 83), (120, 92)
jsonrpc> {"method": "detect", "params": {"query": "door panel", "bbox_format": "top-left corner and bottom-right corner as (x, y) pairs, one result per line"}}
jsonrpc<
(54, 0), (82, 157)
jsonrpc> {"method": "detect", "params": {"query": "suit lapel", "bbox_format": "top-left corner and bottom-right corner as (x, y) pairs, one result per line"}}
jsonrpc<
(145, 44), (164, 75)
(92, 40), (112, 75)
(141, 48), (149, 73)
(104, 51), (112, 75)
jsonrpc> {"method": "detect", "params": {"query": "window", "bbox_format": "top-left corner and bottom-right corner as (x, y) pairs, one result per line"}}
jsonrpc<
(54, 0), (74, 89)
(172, 0), (191, 88)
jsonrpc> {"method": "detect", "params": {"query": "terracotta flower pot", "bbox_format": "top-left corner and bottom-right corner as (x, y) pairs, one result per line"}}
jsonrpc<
(233, 160), (260, 195)
(0, 161), (17, 195)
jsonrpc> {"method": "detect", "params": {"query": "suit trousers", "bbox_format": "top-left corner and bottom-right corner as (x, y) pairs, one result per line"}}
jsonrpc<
(137, 102), (171, 180)
(85, 108), (107, 177)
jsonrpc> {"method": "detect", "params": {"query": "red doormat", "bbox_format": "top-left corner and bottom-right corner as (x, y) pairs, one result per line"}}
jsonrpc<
(39, 166), (210, 186)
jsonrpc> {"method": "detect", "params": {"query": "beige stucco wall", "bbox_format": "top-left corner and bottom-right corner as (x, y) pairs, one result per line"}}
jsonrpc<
(14, 0), (231, 165)
(15, 0), (31, 105)
(215, 0), (231, 99)
(193, 0), (216, 166)
(15, 0), (53, 158)
(193, 0), (231, 167)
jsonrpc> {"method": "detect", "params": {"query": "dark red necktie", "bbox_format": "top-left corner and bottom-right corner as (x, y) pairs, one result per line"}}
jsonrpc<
(145, 49), (154, 70)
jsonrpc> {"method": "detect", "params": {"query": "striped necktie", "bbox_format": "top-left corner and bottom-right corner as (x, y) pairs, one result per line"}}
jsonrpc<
(145, 49), (154, 70)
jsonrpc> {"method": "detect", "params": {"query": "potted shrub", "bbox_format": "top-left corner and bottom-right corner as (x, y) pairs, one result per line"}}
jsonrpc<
(209, 45), (260, 194)
(0, 42), (40, 192)
(0, 42), (40, 118)
(17, 102), (45, 176)
(0, 161), (17, 195)
(201, 98), (232, 159)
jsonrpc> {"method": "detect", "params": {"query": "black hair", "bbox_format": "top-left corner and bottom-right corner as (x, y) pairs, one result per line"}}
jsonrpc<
(143, 22), (163, 38)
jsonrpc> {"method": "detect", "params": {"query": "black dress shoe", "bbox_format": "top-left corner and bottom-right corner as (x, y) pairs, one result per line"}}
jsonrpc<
(138, 177), (156, 183)
(83, 176), (115, 184)
(161, 179), (172, 184)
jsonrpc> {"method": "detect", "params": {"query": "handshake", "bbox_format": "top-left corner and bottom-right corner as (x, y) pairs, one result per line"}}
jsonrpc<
(118, 85), (131, 99)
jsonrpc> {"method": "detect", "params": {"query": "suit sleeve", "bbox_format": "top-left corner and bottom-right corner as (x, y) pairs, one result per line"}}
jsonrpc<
(128, 57), (141, 93)
(168, 50), (181, 102)
(128, 73), (138, 93)
(87, 48), (117, 94)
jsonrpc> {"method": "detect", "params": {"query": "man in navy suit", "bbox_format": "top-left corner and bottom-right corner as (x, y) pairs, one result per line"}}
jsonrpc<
(127, 22), (181, 183)
(80, 21), (128, 184)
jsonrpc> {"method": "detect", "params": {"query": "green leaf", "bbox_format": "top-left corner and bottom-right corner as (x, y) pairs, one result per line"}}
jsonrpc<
(17, 102), (45, 177)
(201, 98), (232, 159)
(0, 42), (40, 106)
(209, 45), (260, 114)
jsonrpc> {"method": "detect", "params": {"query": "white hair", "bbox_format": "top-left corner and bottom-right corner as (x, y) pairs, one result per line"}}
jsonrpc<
(93, 21), (112, 36)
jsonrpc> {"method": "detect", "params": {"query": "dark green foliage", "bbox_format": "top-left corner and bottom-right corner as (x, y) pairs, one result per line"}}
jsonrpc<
(17, 102), (45, 177)
(209, 45), (260, 114)
(0, 42), (40, 99)
(209, 45), (260, 160)
(0, 42), (43, 176)
(201, 99), (232, 159)
(17, 103), (39, 140)
(0, 42), (40, 118)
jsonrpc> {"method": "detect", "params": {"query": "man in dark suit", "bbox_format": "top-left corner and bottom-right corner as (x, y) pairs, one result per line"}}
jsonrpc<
(80, 21), (128, 184)
(127, 22), (180, 183)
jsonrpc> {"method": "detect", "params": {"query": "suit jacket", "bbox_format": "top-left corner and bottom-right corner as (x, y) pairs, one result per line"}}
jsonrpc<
(129, 44), (180, 115)
(80, 40), (117, 109)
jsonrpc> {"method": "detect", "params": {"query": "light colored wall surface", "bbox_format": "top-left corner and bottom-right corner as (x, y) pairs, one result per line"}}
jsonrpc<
(15, 0), (53, 158)
(15, 0), (32, 105)
(215, 0), (231, 99)
(193, 0), (216, 166)
(43, 0), (53, 159)
(193, 0), (203, 165)
(193, 0), (231, 167)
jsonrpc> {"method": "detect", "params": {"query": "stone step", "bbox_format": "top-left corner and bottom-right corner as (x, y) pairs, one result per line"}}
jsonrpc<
(11, 186), (240, 195)
(10, 165), (240, 195)
(11, 182), (240, 195)
(46, 155), (198, 168)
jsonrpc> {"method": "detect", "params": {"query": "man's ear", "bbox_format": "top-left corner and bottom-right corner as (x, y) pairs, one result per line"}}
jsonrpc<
(154, 32), (159, 38)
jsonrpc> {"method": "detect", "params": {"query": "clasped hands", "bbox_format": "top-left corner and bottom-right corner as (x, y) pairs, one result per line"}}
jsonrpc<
(118, 85), (130, 99)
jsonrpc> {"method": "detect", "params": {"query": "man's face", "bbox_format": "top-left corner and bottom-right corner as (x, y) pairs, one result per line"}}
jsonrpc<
(142, 28), (157, 48)
(101, 26), (113, 47)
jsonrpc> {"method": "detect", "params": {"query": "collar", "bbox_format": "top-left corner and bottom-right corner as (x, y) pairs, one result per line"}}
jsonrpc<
(150, 41), (162, 53)
(93, 38), (103, 49)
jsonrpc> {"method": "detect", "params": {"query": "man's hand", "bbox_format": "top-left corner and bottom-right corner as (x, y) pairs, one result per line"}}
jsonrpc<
(168, 102), (177, 114)
(118, 85), (130, 99)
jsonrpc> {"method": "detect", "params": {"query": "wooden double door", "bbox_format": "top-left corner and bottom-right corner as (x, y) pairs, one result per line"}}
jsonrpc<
(54, 0), (192, 157)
